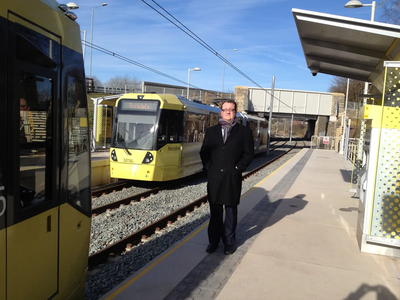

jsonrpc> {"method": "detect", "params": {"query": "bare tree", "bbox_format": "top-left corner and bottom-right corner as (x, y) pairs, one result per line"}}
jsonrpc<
(327, 1), (395, 106)
(329, 77), (381, 104)
(92, 75), (103, 88)
(379, 0), (400, 24)
(105, 75), (141, 91)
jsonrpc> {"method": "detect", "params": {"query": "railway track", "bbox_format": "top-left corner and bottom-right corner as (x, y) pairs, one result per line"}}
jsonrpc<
(270, 140), (287, 150)
(90, 140), (289, 204)
(92, 180), (132, 198)
(88, 141), (299, 268)
(92, 187), (162, 216)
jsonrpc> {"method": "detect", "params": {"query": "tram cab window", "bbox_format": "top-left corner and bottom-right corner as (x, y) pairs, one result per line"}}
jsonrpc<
(156, 110), (183, 149)
(19, 72), (52, 208)
(168, 111), (183, 143)
(157, 114), (167, 146)
(66, 76), (90, 212)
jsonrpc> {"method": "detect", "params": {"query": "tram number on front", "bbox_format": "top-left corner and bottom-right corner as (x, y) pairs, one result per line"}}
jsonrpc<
(0, 186), (5, 217)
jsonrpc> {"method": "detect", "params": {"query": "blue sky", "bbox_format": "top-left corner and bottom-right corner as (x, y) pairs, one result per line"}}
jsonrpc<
(73, 0), (382, 93)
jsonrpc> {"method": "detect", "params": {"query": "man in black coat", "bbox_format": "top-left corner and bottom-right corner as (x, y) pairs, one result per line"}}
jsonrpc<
(200, 100), (254, 255)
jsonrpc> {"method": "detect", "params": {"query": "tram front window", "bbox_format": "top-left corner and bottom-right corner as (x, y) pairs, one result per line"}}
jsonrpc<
(113, 113), (157, 150)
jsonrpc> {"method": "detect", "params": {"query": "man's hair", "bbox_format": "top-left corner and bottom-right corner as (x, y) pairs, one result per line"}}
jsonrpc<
(221, 99), (237, 111)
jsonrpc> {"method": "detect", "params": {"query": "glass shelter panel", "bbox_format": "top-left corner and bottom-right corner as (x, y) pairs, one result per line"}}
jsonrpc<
(370, 64), (400, 243)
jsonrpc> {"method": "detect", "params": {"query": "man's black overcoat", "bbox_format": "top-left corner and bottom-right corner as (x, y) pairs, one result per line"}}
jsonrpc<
(200, 123), (254, 206)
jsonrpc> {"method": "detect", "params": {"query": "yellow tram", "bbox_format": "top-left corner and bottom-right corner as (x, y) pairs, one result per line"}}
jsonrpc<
(110, 93), (268, 182)
(0, 1), (91, 299)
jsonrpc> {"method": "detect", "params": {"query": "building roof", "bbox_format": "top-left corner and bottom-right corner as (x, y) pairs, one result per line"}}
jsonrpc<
(292, 8), (400, 86)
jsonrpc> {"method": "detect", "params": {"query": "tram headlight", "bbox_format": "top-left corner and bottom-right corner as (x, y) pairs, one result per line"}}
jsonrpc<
(111, 149), (118, 161)
(142, 152), (153, 164)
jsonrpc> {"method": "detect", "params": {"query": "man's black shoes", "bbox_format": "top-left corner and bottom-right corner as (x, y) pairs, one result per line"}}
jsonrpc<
(224, 245), (236, 255)
(206, 244), (218, 253)
(206, 244), (236, 254)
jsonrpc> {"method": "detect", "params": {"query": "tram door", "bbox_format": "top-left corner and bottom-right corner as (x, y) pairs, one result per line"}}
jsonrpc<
(5, 19), (60, 299)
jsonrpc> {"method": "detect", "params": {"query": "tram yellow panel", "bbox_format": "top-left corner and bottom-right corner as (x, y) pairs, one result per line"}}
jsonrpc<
(7, 208), (58, 299)
(0, 229), (4, 300)
(111, 161), (161, 181)
(58, 203), (91, 299)
(1, 1), (82, 52)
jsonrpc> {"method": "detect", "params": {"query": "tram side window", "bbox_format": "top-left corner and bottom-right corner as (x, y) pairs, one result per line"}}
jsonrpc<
(66, 76), (90, 212)
(19, 72), (52, 208)
(248, 121), (258, 140)
(210, 113), (219, 127)
(184, 112), (209, 143)
(260, 121), (268, 146)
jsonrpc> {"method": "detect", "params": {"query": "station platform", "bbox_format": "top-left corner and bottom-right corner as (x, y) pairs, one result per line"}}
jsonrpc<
(91, 150), (110, 161)
(100, 148), (400, 300)
(90, 150), (117, 187)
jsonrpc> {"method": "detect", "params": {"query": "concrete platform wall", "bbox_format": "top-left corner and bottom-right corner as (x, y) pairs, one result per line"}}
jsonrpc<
(91, 159), (117, 188)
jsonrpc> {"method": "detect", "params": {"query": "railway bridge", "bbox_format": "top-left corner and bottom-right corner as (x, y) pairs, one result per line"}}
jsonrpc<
(235, 86), (345, 141)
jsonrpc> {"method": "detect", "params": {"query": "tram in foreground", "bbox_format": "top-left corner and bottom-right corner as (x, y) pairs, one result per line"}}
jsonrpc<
(110, 93), (268, 182)
(0, 1), (91, 299)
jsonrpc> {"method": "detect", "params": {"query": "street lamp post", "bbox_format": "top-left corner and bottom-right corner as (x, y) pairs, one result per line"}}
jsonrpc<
(344, 1), (376, 162)
(345, 0), (376, 98)
(344, 0), (376, 21)
(89, 3), (107, 79)
(340, 78), (350, 154)
(187, 67), (201, 100)
(222, 49), (237, 94)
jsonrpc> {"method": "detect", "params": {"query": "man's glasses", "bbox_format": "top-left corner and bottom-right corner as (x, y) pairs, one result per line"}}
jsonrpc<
(221, 109), (235, 113)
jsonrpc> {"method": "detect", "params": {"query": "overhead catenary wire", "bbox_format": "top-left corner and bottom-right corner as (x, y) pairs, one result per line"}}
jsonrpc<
(143, 0), (296, 112)
(82, 40), (221, 98)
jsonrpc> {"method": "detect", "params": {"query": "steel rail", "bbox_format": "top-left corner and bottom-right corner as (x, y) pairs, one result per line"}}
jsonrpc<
(88, 141), (298, 268)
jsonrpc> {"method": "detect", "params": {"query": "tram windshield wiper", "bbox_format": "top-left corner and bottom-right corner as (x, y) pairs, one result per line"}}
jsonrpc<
(116, 133), (131, 155)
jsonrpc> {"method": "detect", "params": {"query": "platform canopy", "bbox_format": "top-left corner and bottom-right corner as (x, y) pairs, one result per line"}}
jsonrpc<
(292, 8), (400, 88)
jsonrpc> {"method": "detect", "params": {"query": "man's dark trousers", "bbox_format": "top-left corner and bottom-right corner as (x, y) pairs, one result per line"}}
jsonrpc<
(208, 203), (238, 247)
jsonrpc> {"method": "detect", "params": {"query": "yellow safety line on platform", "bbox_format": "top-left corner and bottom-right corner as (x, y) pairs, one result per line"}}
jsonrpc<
(105, 223), (208, 299)
(105, 148), (305, 299)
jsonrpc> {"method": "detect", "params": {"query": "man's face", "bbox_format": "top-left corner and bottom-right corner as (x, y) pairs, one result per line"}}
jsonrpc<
(20, 98), (29, 111)
(221, 102), (236, 123)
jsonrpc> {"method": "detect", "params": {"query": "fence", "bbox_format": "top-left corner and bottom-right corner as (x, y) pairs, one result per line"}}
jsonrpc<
(346, 138), (360, 162)
(310, 135), (361, 164)
(89, 86), (141, 94)
(310, 136), (340, 150)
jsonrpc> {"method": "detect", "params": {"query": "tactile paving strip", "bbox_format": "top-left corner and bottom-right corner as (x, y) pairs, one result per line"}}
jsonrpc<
(164, 149), (312, 300)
